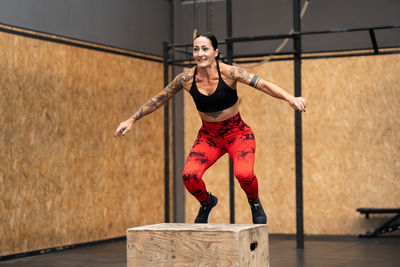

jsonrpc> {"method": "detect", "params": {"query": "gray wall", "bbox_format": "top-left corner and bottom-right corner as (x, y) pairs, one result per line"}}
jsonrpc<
(0, 0), (172, 56)
(0, 0), (398, 56)
(173, 0), (400, 57)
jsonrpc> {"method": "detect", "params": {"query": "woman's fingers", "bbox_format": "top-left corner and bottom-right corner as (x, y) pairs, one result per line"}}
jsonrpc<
(121, 124), (131, 136)
(298, 98), (306, 111)
(291, 97), (306, 112)
(114, 125), (124, 137)
(114, 122), (127, 137)
(114, 120), (134, 137)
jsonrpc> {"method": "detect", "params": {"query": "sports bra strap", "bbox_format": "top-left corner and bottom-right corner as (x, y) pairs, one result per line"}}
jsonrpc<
(192, 66), (197, 82)
(216, 61), (221, 77)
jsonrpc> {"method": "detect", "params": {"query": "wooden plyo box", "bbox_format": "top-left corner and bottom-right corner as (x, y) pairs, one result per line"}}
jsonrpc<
(127, 223), (269, 267)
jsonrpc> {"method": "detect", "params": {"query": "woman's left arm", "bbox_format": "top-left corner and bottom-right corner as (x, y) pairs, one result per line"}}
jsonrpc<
(229, 65), (306, 112)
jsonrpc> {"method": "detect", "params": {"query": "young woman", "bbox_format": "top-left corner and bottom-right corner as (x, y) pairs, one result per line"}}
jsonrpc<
(114, 33), (306, 224)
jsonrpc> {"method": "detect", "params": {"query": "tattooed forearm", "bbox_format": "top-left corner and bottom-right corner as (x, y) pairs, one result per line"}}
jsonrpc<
(131, 92), (167, 121)
(249, 75), (260, 88)
(144, 98), (159, 108)
(154, 92), (169, 103)
(131, 94), (163, 122)
(131, 107), (143, 121)
(129, 72), (188, 122)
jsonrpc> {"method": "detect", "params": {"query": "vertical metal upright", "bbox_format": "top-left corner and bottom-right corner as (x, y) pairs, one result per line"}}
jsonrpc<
(171, 1), (186, 224)
(163, 41), (170, 223)
(226, 0), (235, 224)
(293, 0), (304, 249)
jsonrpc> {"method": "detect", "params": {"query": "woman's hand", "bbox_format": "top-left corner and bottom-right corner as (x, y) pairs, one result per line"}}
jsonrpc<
(288, 96), (307, 112)
(114, 118), (135, 137)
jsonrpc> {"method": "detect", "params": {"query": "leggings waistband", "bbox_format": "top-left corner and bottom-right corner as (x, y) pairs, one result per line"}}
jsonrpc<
(201, 113), (241, 128)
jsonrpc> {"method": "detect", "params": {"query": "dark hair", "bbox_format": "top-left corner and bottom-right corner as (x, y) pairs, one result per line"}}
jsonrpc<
(194, 33), (220, 59)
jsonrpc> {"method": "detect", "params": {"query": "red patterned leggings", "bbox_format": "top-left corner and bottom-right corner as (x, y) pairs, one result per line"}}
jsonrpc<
(183, 113), (259, 203)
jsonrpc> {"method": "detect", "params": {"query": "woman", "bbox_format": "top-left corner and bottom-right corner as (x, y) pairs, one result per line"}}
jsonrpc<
(114, 33), (306, 224)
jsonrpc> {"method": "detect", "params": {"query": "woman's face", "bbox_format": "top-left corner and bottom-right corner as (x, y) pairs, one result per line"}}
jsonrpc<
(193, 36), (219, 68)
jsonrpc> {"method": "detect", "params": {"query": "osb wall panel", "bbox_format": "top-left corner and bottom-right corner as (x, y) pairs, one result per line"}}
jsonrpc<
(184, 54), (399, 235)
(0, 31), (164, 255)
(302, 54), (400, 235)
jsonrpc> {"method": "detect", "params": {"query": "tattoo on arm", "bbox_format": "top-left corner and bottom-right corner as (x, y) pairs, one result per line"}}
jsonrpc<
(229, 66), (251, 82)
(249, 75), (260, 88)
(238, 67), (251, 81)
(144, 99), (159, 108)
(130, 72), (188, 122)
(132, 108), (143, 121)
(230, 66), (261, 88)
(153, 93), (169, 104)
(165, 72), (189, 94)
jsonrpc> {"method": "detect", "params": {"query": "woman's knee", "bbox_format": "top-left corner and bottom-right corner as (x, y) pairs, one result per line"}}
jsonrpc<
(235, 170), (256, 184)
(182, 171), (200, 184)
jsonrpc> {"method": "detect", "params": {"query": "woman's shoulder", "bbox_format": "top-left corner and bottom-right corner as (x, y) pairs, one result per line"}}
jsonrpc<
(218, 61), (236, 80)
(219, 62), (253, 83)
(218, 61), (232, 71)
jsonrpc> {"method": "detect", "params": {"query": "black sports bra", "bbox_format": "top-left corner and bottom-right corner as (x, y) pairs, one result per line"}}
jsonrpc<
(189, 61), (238, 113)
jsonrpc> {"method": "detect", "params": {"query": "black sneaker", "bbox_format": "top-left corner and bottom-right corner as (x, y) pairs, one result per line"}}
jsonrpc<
(249, 200), (267, 224)
(194, 193), (218, 223)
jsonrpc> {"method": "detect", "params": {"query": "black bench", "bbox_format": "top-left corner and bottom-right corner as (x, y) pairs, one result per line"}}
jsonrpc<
(357, 208), (400, 237)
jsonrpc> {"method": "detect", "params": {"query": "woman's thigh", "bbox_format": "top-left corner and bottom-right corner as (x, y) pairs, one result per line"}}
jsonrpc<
(183, 137), (224, 178)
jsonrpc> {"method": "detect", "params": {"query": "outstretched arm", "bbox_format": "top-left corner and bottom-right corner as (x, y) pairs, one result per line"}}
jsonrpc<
(229, 66), (306, 112)
(114, 72), (189, 137)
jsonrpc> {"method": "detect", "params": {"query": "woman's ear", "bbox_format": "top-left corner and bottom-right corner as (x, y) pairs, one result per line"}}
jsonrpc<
(215, 48), (220, 58)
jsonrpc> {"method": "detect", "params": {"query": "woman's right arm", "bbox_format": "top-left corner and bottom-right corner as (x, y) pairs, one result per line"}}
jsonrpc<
(114, 72), (189, 137)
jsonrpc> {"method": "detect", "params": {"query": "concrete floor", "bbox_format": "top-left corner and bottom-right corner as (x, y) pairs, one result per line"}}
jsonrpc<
(1, 235), (399, 267)
(269, 235), (400, 267)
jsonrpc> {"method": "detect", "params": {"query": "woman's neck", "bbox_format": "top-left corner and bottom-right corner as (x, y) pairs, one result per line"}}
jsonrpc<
(197, 61), (218, 79)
